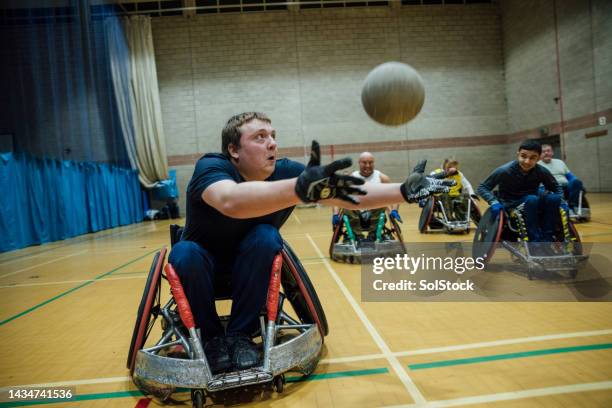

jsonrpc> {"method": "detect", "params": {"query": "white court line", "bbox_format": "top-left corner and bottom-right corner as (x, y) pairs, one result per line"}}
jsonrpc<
(0, 275), (147, 289)
(319, 328), (612, 364)
(0, 250), (88, 280)
(306, 233), (427, 405)
(292, 213), (302, 224)
(3, 326), (611, 395)
(0, 252), (48, 266)
(385, 381), (612, 408)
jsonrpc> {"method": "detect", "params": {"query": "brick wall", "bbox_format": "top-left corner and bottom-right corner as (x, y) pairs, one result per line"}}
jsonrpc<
(501, 0), (612, 191)
(152, 4), (507, 210)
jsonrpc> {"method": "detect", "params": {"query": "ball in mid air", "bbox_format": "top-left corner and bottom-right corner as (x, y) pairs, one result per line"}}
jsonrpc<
(361, 62), (425, 126)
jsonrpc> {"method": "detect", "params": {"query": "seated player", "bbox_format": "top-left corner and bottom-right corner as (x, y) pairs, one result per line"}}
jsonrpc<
(332, 152), (402, 237)
(477, 140), (566, 246)
(538, 144), (585, 213)
(170, 112), (452, 374)
(429, 157), (476, 220)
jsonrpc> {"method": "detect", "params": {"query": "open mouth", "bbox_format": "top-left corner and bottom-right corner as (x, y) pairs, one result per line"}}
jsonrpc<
(267, 155), (276, 162)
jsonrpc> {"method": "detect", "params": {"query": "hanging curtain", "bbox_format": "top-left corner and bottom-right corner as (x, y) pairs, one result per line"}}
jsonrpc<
(106, 15), (169, 188)
(0, 152), (143, 253)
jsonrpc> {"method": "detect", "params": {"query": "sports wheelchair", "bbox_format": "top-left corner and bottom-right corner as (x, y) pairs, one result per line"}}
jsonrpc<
(418, 194), (482, 234)
(329, 208), (404, 264)
(127, 226), (328, 407)
(472, 202), (587, 280)
(568, 190), (591, 223)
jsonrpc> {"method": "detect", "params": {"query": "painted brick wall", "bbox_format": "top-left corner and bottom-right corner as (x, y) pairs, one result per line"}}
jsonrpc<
(152, 4), (507, 210)
(501, 0), (612, 191)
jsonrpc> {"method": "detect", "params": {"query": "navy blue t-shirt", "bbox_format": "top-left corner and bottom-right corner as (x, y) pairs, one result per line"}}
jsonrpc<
(477, 160), (561, 208)
(182, 153), (305, 259)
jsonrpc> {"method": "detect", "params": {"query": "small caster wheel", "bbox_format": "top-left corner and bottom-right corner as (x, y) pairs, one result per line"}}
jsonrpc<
(273, 375), (285, 393)
(192, 389), (204, 408)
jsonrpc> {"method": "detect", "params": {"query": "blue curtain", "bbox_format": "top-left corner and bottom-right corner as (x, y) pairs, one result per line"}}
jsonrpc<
(0, 152), (143, 253)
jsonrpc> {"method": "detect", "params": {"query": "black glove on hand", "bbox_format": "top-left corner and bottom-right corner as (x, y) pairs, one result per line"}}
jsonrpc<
(295, 141), (366, 204)
(400, 160), (456, 203)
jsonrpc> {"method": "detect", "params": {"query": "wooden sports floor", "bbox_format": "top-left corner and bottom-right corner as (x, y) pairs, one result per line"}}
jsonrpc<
(1, 194), (612, 407)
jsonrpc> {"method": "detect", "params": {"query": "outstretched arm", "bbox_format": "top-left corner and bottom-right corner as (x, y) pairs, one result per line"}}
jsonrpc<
(203, 178), (301, 219)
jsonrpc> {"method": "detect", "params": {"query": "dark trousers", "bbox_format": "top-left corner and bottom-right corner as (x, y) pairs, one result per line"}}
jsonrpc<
(515, 193), (562, 242)
(168, 224), (283, 340)
(564, 179), (584, 208)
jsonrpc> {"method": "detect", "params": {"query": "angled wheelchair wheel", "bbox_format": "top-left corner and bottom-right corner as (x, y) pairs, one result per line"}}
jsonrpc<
(170, 224), (184, 248)
(555, 219), (583, 256)
(470, 198), (482, 225)
(127, 247), (167, 375)
(281, 242), (329, 337)
(329, 210), (344, 259)
(389, 216), (404, 246)
(418, 197), (435, 233)
(472, 208), (504, 265)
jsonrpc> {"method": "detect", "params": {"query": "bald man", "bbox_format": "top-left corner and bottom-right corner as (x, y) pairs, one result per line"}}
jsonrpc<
(332, 152), (401, 226)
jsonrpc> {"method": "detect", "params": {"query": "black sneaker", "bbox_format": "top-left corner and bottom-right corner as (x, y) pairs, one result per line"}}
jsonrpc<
(204, 336), (232, 374)
(226, 334), (260, 370)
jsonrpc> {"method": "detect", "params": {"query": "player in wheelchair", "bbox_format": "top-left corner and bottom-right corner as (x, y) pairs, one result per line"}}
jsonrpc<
(127, 112), (453, 406)
(418, 158), (482, 234)
(473, 140), (587, 279)
(329, 207), (404, 264)
(539, 143), (590, 222)
(329, 152), (404, 263)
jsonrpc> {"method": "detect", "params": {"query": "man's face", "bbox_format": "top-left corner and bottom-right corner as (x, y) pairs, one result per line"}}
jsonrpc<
(517, 149), (540, 172)
(541, 145), (554, 163)
(230, 119), (277, 181)
(359, 156), (375, 177)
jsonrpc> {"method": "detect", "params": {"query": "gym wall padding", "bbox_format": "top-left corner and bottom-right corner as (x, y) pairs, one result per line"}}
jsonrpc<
(0, 152), (143, 253)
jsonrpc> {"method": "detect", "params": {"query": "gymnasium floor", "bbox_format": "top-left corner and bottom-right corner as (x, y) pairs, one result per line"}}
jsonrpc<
(1, 195), (612, 407)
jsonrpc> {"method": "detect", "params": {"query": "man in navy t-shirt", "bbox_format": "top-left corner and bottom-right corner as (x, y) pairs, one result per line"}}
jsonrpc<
(169, 112), (453, 374)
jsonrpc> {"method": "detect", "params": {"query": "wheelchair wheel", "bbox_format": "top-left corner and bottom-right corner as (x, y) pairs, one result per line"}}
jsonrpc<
(281, 242), (329, 337)
(470, 198), (482, 225)
(170, 224), (184, 248)
(418, 197), (435, 233)
(127, 247), (167, 375)
(472, 208), (504, 265)
(389, 216), (404, 246)
(329, 210), (344, 259)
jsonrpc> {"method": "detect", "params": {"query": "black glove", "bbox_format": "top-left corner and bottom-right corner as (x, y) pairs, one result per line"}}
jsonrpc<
(400, 160), (455, 203)
(295, 141), (366, 204)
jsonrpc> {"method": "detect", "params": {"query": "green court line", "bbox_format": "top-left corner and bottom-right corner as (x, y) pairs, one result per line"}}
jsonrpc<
(0, 248), (159, 327)
(286, 367), (389, 382)
(0, 367), (389, 407)
(408, 342), (612, 370)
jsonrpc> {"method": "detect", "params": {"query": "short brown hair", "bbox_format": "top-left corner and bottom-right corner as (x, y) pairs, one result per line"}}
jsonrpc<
(221, 112), (271, 157)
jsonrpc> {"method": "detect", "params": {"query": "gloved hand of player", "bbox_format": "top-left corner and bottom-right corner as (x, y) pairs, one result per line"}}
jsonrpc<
(489, 201), (504, 219)
(332, 213), (341, 226)
(389, 209), (402, 223)
(296, 141), (366, 204)
(400, 160), (455, 203)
